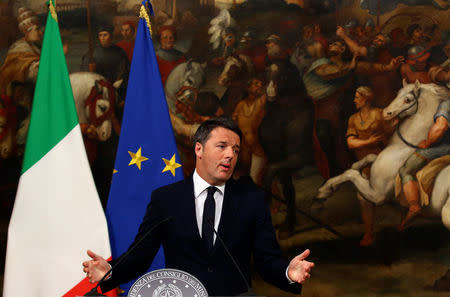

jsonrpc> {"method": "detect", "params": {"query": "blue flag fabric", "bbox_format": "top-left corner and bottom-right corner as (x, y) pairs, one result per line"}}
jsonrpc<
(105, 1), (183, 294)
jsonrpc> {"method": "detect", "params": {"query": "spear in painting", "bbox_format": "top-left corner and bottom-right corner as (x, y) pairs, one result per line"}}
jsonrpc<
(334, 0), (339, 26)
(172, 0), (177, 21)
(86, 0), (95, 72)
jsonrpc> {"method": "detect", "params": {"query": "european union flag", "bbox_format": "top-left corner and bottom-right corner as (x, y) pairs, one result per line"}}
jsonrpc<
(105, 1), (183, 294)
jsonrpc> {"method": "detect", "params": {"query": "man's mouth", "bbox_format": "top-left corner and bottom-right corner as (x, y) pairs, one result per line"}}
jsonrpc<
(220, 164), (231, 170)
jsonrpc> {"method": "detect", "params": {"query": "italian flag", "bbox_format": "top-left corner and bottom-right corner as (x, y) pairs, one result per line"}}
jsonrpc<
(3, 3), (114, 297)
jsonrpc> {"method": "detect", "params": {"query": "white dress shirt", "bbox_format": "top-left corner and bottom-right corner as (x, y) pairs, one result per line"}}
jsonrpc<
(193, 170), (225, 245)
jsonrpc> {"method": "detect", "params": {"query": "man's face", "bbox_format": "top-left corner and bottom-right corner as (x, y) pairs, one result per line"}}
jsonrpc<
(160, 30), (175, 50)
(247, 79), (264, 97)
(195, 127), (240, 186)
(223, 33), (236, 47)
(412, 28), (423, 40)
(355, 26), (365, 39)
(414, 60), (427, 71)
(25, 26), (43, 45)
(444, 44), (450, 58)
(328, 41), (345, 56)
(373, 34), (387, 48)
(98, 31), (112, 47)
(121, 24), (134, 40)
(365, 26), (374, 35)
(354, 91), (368, 109)
(302, 28), (313, 40)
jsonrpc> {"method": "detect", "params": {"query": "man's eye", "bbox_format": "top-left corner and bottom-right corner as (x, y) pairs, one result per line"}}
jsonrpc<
(234, 149), (240, 154)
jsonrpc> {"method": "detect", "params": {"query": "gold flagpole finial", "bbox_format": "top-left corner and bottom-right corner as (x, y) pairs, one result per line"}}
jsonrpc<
(139, 2), (153, 37)
(49, 0), (58, 22)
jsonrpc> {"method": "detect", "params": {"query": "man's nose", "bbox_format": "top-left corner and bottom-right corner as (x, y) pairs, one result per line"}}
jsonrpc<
(224, 147), (235, 158)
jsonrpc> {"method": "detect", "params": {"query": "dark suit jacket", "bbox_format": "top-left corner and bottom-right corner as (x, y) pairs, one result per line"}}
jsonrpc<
(101, 176), (301, 296)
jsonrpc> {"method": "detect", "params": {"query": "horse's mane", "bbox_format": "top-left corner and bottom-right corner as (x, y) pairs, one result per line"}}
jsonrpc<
(224, 54), (255, 77)
(237, 54), (254, 77)
(399, 83), (448, 100)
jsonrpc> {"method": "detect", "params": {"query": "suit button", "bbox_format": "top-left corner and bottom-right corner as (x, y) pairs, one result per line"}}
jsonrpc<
(208, 266), (213, 272)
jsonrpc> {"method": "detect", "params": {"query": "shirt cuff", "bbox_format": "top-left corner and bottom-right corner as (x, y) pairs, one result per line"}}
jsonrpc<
(286, 266), (295, 284)
(105, 263), (112, 280)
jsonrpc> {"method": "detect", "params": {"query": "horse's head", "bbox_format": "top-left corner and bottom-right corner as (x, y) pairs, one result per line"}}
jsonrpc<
(384, 79), (421, 121)
(175, 60), (206, 104)
(384, 80), (447, 121)
(218, 54), (253, 87)
(265, 62), (301, 98)
(84, 79), (122, 141)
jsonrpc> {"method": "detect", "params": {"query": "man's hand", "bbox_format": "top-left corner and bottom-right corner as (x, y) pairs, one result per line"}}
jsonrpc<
(388, 56), (405, 70)
(418, 139), (429, 149)
(336, 26), (346, 38)
(287, 249), (315, 284)
(82, 250), (110, 283)
(350, 54), (358, 70)
(367, 133), (384, 144)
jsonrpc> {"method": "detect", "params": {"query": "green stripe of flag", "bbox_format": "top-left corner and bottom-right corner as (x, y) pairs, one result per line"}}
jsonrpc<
(22, 9), (78, 174)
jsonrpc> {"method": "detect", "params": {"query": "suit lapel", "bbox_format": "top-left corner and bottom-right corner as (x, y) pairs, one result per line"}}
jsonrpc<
(180, 176), (202, 243)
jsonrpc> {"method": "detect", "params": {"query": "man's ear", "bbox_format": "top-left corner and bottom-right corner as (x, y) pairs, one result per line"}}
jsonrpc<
(194, 142), (203, 159)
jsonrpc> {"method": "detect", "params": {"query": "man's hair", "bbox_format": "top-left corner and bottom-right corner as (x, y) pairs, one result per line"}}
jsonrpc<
(406, 24), (421, 38)
(375, 33), (391, 44)
(122, 21), (136, 33)
(356, 86), (374, 102)
(193, 117), (242, 148)
(246, 76), (264, 88)
(97, 24), (114, 35)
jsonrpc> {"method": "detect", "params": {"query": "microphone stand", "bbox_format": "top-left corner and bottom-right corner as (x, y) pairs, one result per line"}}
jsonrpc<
(84, 216), (173, 296)
(208, 219), (256, 296)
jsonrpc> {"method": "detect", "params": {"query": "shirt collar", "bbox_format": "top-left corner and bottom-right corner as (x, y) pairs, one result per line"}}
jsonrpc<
(193, 169), (225, 198)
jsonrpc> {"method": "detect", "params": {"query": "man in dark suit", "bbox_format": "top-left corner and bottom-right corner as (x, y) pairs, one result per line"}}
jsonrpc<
(83, 117), (314, 296)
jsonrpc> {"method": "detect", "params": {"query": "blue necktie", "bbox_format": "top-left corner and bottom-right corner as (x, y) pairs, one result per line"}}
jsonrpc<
(202, 186), (217, 252)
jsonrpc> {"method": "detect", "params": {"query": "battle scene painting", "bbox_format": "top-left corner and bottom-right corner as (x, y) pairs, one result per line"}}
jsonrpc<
(0, 0), (449, 296)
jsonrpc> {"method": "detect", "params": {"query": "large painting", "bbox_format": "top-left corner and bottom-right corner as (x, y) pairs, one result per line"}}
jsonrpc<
(0, 0), (449, 296)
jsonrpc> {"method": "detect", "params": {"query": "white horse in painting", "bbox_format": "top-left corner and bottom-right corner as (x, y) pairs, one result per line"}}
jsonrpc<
(165, 60), (207, 114)
(316, 81), (450, 231)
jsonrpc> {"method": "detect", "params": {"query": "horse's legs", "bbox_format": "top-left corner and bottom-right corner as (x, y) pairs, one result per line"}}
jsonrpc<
(316, 120), (339, 176)
(442, 194), (450, 231)
(250, 154), (267, 185)
(317, 168), (385, 203)
(398, 181), (421, 231)
(351, 154), (377, 171)
(358, 193), (376, 246)
(278, 169), (297, 239)
(279, 170), (296, 229)
(430, 177), (450, 291)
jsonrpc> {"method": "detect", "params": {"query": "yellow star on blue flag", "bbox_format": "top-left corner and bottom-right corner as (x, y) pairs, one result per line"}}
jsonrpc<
(128, 147), (149, 170)
(162, 154), (182, 176)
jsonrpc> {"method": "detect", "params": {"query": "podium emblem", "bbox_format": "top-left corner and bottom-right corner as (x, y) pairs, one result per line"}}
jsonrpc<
(128, 268), (208, 297)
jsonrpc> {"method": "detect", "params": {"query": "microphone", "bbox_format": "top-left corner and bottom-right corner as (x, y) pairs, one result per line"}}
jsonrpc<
(207, 219), (257, 296)
(84, 216), (174, 296)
